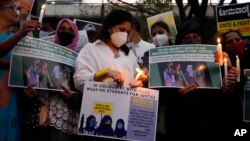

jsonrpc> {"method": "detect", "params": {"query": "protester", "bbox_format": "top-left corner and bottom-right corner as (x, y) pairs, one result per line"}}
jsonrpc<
(126, 17), (155, 66)
(214, 29), (250, 139)
(0, 1), (41, 141)
(143, 21), (172, 69)
(23, 19), (81, 141)
(73, 9), (148, 92)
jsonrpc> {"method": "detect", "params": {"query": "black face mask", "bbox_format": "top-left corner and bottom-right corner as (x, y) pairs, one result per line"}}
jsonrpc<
(58, 31), (74, 46)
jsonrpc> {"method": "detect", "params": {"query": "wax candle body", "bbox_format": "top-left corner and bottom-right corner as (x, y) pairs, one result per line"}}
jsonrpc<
(236, 55), (240, 82)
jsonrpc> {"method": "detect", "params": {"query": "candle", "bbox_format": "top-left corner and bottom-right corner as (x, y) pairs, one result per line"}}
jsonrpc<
(217, 38), (223, 66)
(236, 55), (240, 82)
(39, 4), (46, 23)
(224, 58), (228, 76)
(135, 68), (144, 82)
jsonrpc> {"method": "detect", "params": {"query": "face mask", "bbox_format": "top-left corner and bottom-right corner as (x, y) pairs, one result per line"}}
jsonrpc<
(89, 121), (95, 127)
(224, 41), (245, 59)
(181, 37), (202, 44)
(58, 31), (75, 46)
(153, 34), (169, 46)
(117, 123), (123, 129)
(111, 32), (128, 48)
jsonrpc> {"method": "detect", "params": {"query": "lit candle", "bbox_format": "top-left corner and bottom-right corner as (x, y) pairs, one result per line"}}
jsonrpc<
(224, 58), (228, 76)
(236, 55), (240, 82)
(135, 68), (144, 82)
(217, 38), (223, 66)
(39, 4), (46, 23)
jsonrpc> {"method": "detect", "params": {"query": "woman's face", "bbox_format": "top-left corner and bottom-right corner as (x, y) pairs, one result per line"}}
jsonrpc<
(224, 32), (242, 46)
(109, 21), (131, 35)
(151, 26), (169, 38)
(0, 3), (19, 28)
(59, 21), (74, 34)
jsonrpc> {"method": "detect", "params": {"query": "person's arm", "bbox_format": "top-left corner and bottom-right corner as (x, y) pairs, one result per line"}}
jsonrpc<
(0, 20), (42, 57)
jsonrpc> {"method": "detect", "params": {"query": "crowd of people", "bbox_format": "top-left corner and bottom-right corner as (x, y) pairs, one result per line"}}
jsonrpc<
(0, 0), (250, 141)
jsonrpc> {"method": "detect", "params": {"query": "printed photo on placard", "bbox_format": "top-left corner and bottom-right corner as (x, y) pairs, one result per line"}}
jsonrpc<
(9, 37), (78, 92)
(149, 44), (222, 89)
(78, 81), (159, 141)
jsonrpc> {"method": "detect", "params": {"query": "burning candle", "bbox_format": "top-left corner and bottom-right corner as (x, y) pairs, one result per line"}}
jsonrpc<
(224, 58), (228, 76)
(217, 38), (223, 66)
(236, 55), (240, 82)
(39, 4), (46, 23)
(135, 68), (144, 82)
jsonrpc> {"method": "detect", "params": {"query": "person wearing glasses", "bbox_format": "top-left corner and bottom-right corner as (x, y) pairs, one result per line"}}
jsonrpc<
(0, 1), (41, 141)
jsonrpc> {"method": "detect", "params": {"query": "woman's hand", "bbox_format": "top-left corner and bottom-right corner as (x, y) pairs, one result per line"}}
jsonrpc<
(106, 69), (124, 87)
(223, 66), (238, 94)
(24, 84), (38, 98)
(58, 85), (74, 100)
(17, 20), (42, 36)
(178, 84), (198, 96)
(130, 67), (148, 87)
(214, 51), (232, 67)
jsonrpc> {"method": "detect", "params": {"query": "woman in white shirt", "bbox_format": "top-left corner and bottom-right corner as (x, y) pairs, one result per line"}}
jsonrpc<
(74, 9), (147, 92)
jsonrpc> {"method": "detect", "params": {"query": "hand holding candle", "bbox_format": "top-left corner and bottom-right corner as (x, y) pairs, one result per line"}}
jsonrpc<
(236, 55), (240, 82)
(39, 4), (46, 23)
(217, 38), (223, 66)
(135, 68), (144, 82)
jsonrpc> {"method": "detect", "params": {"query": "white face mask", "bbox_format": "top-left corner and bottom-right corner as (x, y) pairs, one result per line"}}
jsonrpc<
(153, 34), (169, 46)
(111, 32), (128, 48)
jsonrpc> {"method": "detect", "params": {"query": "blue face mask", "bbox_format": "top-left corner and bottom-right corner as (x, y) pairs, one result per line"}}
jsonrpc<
(117, 123), (123, 129)
(89, 121), (95, 127)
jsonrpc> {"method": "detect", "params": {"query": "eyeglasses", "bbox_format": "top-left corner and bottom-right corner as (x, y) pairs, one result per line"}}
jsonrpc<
(0, 3), (20, 14)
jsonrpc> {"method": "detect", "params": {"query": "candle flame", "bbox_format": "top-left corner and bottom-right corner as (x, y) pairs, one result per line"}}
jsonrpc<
(224, 58), (227, 62)
(42, 4), (46, 9)
(236, 55), (238, 59)
(135, 68), (144, 82)
(217, 38), (221, 43)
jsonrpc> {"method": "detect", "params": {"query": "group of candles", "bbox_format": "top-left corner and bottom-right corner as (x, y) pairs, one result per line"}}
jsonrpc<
(217, 38), (240, 82)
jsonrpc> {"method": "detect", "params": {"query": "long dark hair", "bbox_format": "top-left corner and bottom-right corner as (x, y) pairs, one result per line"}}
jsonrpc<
(97, 9), (133, 55)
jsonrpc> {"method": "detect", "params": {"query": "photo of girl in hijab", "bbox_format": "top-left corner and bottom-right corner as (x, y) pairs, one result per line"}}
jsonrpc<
(114, 119), (127, 138)
(94, 115), (114, 136)
(83, 115), (97, 135)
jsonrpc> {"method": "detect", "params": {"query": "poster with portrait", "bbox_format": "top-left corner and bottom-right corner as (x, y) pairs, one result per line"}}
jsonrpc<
(216, 2), (250, 37)
(149, 44), (222, 89)
(78, 81), (159, 141)
(9, 37), (78, 92)
(146, 11), (177, 44)
(73, 19), (102, 32)
(244, 69), (250, 122)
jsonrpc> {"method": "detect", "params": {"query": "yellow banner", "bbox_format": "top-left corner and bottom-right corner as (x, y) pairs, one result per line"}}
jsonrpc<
(218, 19), (250, 36)
(92, 101), (113, 115)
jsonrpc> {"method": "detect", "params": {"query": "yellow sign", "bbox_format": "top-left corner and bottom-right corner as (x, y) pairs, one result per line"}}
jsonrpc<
(92, 101), (113, 115)
(218, 19), (250, 36)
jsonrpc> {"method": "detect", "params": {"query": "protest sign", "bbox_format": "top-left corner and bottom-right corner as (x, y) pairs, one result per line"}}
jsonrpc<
(149, 45), (222, 88)
(9, 37), (78, 92)
(73, 19), (102, 31)
(78, 81), (159, 141)
(216, 2), (250, 37)
(147, 11), (177, 44)
(244, 69), (250, 122)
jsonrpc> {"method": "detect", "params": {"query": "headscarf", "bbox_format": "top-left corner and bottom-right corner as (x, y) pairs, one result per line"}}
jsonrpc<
(54, 19), (79, 51)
